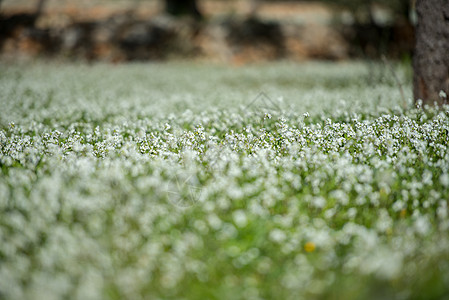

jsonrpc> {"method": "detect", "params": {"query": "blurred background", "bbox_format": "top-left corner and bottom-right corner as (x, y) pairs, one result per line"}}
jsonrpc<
(0, 0), (415, 64)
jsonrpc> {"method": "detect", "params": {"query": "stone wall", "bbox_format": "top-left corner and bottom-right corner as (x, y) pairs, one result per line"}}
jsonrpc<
(0, 2), (414, 63)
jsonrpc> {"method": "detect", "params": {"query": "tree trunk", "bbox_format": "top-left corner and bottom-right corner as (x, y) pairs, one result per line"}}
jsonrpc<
(35, 0), (47, 17)
(413, 0), (449, 105)
(165, 0), (202, 20)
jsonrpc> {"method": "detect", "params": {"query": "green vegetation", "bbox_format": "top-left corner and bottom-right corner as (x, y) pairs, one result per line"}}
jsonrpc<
(1, 60), (448, 299)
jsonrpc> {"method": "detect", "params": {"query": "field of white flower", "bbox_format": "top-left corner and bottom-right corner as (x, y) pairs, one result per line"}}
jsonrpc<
(1, 60), (448, 300)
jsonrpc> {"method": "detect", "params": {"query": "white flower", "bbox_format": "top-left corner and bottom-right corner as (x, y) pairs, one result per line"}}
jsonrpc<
(440, 173), (449, 187)
(312, 196), (326, 209)
(414, 216), (431, 236)
(269, 229), (287, 243)
(232, 210), (248, 228)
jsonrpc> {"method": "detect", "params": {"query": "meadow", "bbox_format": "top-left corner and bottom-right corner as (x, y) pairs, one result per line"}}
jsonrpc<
(0, 60), (448, 300)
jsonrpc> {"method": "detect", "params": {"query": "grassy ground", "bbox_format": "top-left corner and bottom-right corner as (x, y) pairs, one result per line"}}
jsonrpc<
(1, 60), (448, 300)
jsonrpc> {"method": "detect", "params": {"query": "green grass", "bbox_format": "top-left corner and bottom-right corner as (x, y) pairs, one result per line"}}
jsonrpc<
(1, 60), (448, 300)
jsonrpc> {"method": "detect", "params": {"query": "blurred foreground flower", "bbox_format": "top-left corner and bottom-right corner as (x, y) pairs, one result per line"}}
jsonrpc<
(304, 242), (316, 253)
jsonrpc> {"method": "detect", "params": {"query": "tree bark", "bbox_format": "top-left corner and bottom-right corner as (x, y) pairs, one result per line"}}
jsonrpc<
(413, 0), (449, 105)
(165, 0), (202, 20)
(35, 0), (47, 17)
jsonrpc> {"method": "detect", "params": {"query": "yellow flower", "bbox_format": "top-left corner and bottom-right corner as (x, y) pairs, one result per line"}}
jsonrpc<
(304, 242), (316, 253)
(400, 209), (407, 218)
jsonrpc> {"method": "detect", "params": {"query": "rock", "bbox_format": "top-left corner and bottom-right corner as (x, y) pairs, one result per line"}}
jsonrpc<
(297, 24), (348, 60)
(224, 17), (285, 63)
